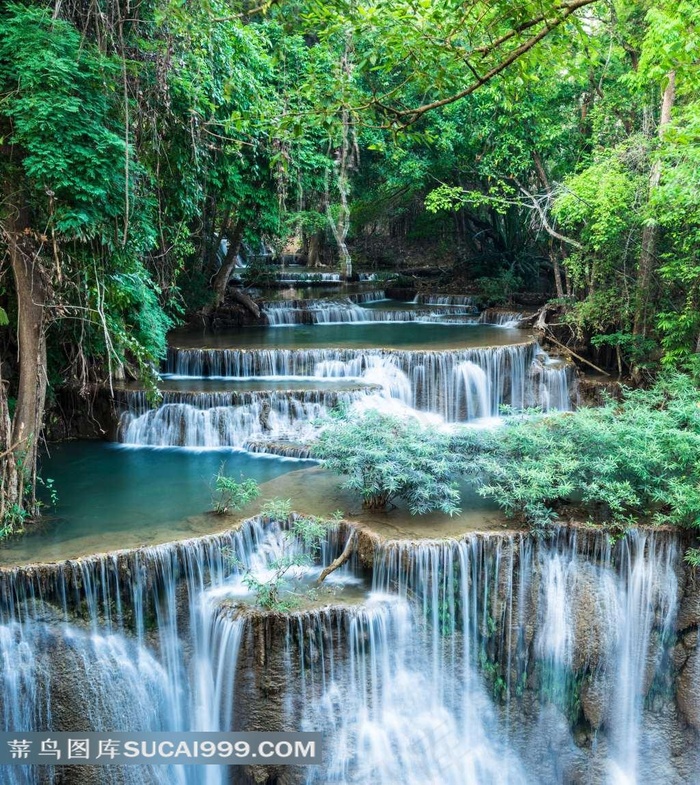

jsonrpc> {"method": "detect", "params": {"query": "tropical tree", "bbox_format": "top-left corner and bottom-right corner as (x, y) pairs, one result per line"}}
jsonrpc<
(0, 5), (172, 530)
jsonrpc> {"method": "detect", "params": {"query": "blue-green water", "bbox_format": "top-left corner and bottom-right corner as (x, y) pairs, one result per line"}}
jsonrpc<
(0, 442), (314, 565)
(1, 440), (506, 566)
(169, 322), (527, 350)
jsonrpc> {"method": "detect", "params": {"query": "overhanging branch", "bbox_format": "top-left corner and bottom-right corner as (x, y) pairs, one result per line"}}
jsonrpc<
(377, 0), (600, 128)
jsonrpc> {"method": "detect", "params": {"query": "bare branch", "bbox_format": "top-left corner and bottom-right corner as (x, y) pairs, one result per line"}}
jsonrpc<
(316, 531), (355, 585)
(513, 178), (583, 249)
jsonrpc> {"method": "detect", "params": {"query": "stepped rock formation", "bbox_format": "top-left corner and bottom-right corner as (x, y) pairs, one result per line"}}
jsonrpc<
(1, 520), (700, 784)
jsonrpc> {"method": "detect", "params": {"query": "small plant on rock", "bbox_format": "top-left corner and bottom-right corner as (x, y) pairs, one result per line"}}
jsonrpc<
(260, 497), (293, 521)
(211, 468), (260, 515)
(238, 515), (334, 611)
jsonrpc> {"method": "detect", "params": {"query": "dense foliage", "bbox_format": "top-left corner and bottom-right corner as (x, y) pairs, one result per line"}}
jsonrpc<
(478, 376), (700, 532)
(314, 410), (482, 515)
(2, 0), (700, 532)
(315, 378), (700, 534)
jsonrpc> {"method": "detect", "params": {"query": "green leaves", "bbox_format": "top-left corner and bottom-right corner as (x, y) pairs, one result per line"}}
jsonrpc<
(477, 375), (700, 532)
(313, 376), (700, 532)
(314, 409), (476, 515)
(0, 5), (129, 237)
(211, 471), (261, 515)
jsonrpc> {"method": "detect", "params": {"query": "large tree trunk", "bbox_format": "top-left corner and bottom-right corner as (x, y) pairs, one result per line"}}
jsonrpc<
(633, 71), (675, 337)
(551, 241), (565, 299)
(1, 187), (47, 524)
(327, 112), (353, 280)
(327, 48), (354, 280)
(211, 217), (244, 308)
(229, 289), (261, 319)
(0, 364), (18, 525)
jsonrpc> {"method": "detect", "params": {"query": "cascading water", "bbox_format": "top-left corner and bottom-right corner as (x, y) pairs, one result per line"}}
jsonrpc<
(478, 309), (526, 326)
(164, 343), (571, 420)
(1, 524), (697, 785)
(117, 341), (574, 449)
(297, 593), (530, 785)
(0, 518), (352, 785)
(285, 529), (688, 785)
(112, 288), (573, 451)
(347, 291), (388, 304)
(262, 297), (479, 325)
(413, 294), (477, 308)
(275, 272), (342, 283)
(118, 389), (376, 449)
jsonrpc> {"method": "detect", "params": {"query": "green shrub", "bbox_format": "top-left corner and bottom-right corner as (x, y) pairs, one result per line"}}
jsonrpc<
(240, 257), (278, 288)
(475, 270), (522, 307)
(239, 515), (330, 611)
(211, 470), (260, 515)
(260, 497), (293, 521)
(313, 410), (482, 515)
(476, 375), (700, 532)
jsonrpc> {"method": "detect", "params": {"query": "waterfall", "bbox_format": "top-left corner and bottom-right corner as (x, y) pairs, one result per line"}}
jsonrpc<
(0, 524), (693, 785)
(118, 389), (375, 448)
(264, 299), (367, 325)
(605, 534), (679, 784)
(0, 518), (349, 785)
(0, 621), (179, 785)
(296, 595), (529, 785)
(413, 294), (478, 309)
(275, 272), (342, 283)
(260, 296), (526, 326)
(478, 309), (526, 327)
(348, 291), (388, 304)
(452, 361), (491, 420)
(262, 297), (478, 325)
(288, 528), (684, 785)
(164, 343), (572, 422)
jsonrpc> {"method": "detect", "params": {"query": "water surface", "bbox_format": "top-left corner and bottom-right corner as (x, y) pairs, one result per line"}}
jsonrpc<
(169, 322), (530, 351)
(0, 443), (312, 566)
(1, 442), (507, 566)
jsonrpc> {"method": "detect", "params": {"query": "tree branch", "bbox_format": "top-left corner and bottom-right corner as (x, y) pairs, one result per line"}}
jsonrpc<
(380, 0), (599, 127)
(316, 531), (355, 585)
(513, 178), (583, 249)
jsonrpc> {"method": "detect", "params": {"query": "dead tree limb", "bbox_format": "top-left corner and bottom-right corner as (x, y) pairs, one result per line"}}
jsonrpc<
(316, 531), (355, 585)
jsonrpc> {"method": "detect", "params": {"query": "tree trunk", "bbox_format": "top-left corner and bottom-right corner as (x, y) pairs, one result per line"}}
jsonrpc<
(307, 232), (322, 268)
(552, 247), (565, 299)
(327, 47), (354, 280)
(633, 71), (675, 337)
(531, 153), (565, 299)
(211, 217), (244, 308)
(2, 187), (47, 524)
(0, 365), (18, 525)
(229, 289), (261, 319)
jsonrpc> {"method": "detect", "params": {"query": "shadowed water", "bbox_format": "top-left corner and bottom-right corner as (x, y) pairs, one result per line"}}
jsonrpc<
(168, 322), (527, 351)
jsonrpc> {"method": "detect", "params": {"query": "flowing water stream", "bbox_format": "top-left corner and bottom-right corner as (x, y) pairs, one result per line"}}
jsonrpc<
(2, 291), (698, 784)
(1, 523), (697, 784)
